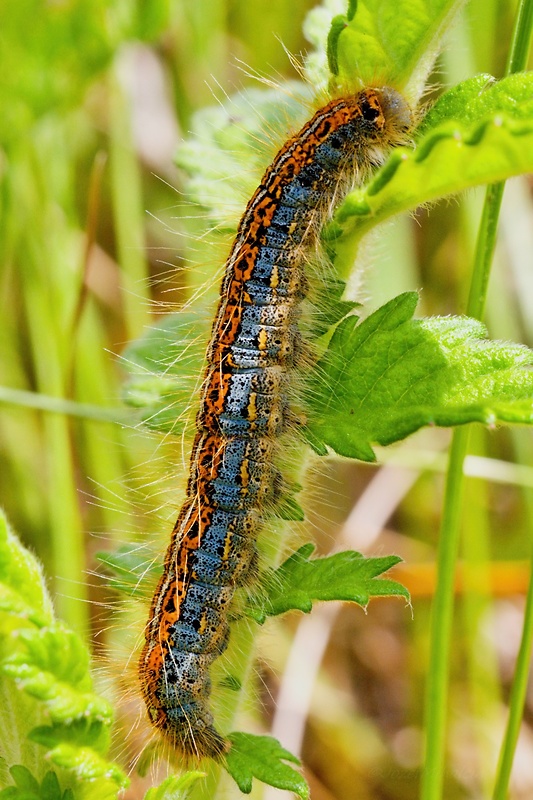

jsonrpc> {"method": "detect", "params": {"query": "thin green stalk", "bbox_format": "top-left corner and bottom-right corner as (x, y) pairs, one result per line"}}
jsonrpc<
(0, 386), (127, 423)
(492, 512), (533, 799)
(461, 431), (501, 798)
(421, 2), (533, 796)
(505, 0), (533, 74)
(420, 427), (469, 800)
(492, 431), (533, 799)
(492, 1), (533, 795)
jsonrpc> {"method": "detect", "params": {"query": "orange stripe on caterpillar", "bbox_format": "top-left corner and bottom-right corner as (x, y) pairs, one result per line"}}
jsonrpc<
(138, 86), (412, 759)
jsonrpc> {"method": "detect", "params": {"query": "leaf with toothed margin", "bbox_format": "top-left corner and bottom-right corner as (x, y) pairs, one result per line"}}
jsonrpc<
(96, 544), (161, 599)
(247, 544), (408, 623)
(2, 627), (114, 730)
(0, 766), (74, 800)
(0, 513), (127, 798)
(305, 0), (463, 91)
(303, 292), (533, 461)
(311, 277), (360, 339)
(275, 495), (305, 522)
(29, 722), (127, 798)
(143, 772), (206, 800)
(121, 310), (208, 433)
(225, 733), (309, 798)
(0, 510), (54, 628)
(329, 72), (533, 279)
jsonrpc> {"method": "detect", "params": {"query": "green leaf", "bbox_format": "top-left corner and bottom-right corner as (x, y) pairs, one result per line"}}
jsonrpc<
(121, 310), (208, 433)
(175, 84), (313, 229)
(143, 772), (205, 800)
(311, 278), (359, 339)
(416, 72), (533, 136)
(0, 511), (54, 629)
(248, 544), (408, 623)
(305, 0), (463, 92)
(0, 768), (70, 800)
(29, 724), (126, 791)
(96, 544), (160, 599)
(326, 14), (348, 76)
(331, 73), (533, 274)
(225, 733), (309, 798)
(337, 0), (464, 89)
(2, 627), (112, 724)
(0, 515), (126, 797)
(274, 495), (305, 523)
(38, 772), (62, 800)
(305, 293), (533, 460)
(6, 767), (39, 794)
(29, 720), (110, 755)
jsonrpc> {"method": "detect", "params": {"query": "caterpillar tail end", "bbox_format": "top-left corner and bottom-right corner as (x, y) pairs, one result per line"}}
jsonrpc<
(167, 723), (230, 761)
(145, 695), (230, 761)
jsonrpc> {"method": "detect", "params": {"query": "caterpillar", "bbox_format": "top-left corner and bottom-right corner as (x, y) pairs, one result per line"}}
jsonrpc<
(138, 85), (412, 759)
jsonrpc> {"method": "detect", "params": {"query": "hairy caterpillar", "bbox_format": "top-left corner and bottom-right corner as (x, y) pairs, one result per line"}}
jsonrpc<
(138, 86), (412, 759)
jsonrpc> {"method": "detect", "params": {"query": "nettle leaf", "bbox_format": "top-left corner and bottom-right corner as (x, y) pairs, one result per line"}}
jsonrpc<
(1, 764), (39, 796)
(0, 512), (54, 629)
(0, 514), (126, 797)
(2, 627), (112, 724)
(225, 733), (309, 799)
(310, 277), (360, 339)
(176, 83), (313, 229)
(96, 544), (160, 599)
(305, 292), (533, 461)
(248, 544), (407, 623)
(333, 0), (464, 89)
(143, 772), (205, 800)
(331, 72), (533, 273)
(0, 767), (72, 800)
(121, 310), (209, 434)
(29, 723), (126, 792)
(304, 0), (463, 93)
(416, 72), (533, 135)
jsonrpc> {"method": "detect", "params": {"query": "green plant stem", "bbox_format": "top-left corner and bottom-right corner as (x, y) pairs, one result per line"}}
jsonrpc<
(421, 171), (504, 800)
(493, 502), (533, 798)
(0, 386), (127, 423)
(420, 427), (469, 800)
(492, 434), (533, 799)
(421, 2), (533, 797)
(505, 0), (533, 74)
(492, 2), (533, 795)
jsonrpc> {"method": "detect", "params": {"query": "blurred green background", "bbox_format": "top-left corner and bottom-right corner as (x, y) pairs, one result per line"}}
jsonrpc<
(1, 1), (533, 798)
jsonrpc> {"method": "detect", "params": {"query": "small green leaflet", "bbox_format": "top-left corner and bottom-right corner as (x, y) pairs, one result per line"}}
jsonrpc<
(305, 292), (533, 461)
(143, 772), (205, 800)
(416, 72), (533, 136)
(225, 733), (309, 798)
(330, 72), (533, 275)
(121, 310), (208, 433)
(248, 544), (408, 623)
(305, 0), (462, 91)
(0, 766), (73, 800)
(29, 723), (125, 789)
(2, 627), (112, 724)
(0, 511), (53, 628)
(96, 543), (160, 599)
(0, 512), (127, 796)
